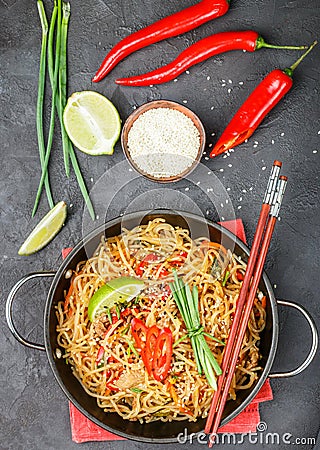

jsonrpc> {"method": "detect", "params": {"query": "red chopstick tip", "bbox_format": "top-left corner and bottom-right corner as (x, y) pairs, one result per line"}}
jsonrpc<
(279, 175), (288, 181)
(273, 160), (282, 167)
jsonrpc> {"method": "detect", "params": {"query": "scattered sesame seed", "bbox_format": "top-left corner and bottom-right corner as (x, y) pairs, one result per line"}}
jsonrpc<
(237, 205), (242, 209)
(219, 168), (224, 172)
(208, 171), (212, 175)
(96, 215), (100, 220)
(244, 139), (248, 143)
(253, 144), (258, 148)
(211, 132), (215, 136)
(128, 168), (133, 171)
(220, 203), (224, 208)
(222, 83), (226, 87)
(274, 284), (277, 289)
(69, 203), (73, 208)
(207, 76), (211, 80)
(227, 187), (231, 191)
(271, 139), (275, 144)
(278, 216), (281, 221)
(254, 141), (259, 145)
(228, 79), (232, 84)
(262, 166), (266, 171)
(221, 216), (225, 221)
(242, 189), (247, 193)
(249, 186), (253, 191)
(174, 79), (178, 82)
(206, 210), (210, 215)
(182, 100), (188, 104)
(210, 106), (214, 110)
(229, 148), (234, 152)
(239, 196), (243, 201)
(243, 49), (247, 52)
(223, 154), (227, 158)
(196, 181), (201, 185)
(133, 105), (137, 110)
(313, 150), (318, 153)
(205, 156), (209, 160)
(186, 70), (190, 74)
(318, 130), (320, 134)
(222, 79), (226, 82)
(280, 132), (285, 137)
(239, 81), (244, 85)
(227, 88), (232, 93)
(185, 187), (190, 191)
(226, 199), (229, 204)
(203, 151), (207, 155)
(90, 177), (93, 182)
(228, 163), (232, 167)
(208, 143), (213, 147)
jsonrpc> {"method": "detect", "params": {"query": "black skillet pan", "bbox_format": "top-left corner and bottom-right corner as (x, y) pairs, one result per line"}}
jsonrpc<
(6, 210), (318, 443)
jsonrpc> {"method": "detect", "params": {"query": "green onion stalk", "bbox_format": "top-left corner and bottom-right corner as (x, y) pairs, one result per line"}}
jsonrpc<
(35, 0), (54, 210)
(169, 271), (222, 390)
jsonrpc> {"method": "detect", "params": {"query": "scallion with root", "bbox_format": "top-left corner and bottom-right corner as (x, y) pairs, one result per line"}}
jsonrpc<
(169, 270), (222, 390)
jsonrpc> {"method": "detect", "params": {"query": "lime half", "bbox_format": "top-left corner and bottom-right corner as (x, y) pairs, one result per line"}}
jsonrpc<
(88, 276), (144, 321)
(63, 91), (121, 155)
(18, 201), (67, 256)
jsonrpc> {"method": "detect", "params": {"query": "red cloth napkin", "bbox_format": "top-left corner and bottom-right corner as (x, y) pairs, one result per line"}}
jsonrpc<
(62, 218), (273, 443)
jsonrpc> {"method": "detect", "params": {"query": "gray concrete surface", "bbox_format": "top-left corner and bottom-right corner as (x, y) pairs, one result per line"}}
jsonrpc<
(1, 0), (319, 449)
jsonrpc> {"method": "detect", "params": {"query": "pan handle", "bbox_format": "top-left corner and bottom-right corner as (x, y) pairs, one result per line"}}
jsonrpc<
(269, 299), (318, 378)
(6, 272), (56, 352)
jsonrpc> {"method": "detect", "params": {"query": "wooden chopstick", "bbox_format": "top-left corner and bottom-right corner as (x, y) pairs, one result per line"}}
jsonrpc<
(205, 164), (286, 443)
(207, 175), (287, 444)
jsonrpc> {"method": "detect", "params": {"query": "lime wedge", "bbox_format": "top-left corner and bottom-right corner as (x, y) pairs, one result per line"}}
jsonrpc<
(18, 201), (67, 256)
(88, 276), (144, 322)
(63, 91), (121, 155)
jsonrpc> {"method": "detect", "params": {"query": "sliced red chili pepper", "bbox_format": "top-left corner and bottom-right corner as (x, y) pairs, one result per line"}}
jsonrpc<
(93, 0), (230, 81)
(131, 318), (148, 350)
(143, 325), (161, 375)
(116, 31), (306, 86)
(96, 346), (105, 363)
(143, 253), (160, 262)
(135, 260), (147, 277)
(152, 327), (173, 382)
(209, 42), (316, 157)
(158, 267), (170, 278)
(236, 270), (244, 281)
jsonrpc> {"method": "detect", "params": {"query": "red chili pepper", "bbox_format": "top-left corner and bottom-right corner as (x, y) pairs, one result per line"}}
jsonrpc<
(158, 267), (170, 278)
(143, 325), (161, 375)
(209, 41), (317, 157)
(96, 346), (105, 363)
(152, 327), (173, 382)
(93, 0), (230, 82)
(236, 270), (244, 281)
(135, 260), (147, 277)
(143, 253), (160, 262)
(131, 318), (148, 350)
(116, 31), (306, 86)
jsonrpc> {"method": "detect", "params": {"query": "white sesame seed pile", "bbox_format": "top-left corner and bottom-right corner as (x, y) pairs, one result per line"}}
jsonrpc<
(127, 108), (200, 178)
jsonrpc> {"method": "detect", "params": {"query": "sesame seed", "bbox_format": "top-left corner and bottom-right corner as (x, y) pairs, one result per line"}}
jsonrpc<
(262, 166), (266, 171)
(210, 106), (214, 110)
(69, 203), (73, 208)
(90, 177), (94, 182)
(242, 189), (247, 193)
(203, 151), (207, 155)
(206, 210), (210, 215)
(227, 187), (231, 191)
(244, 139), (248, 143)
(207, 76), (211, 80)
(318, 130), (320, 134)
(254, 141), (259, 145)
(274, 284), (277, 289)
(271, 139), (275, 144)
(208, 171), (212, 175)
(222, 79), (226, 82)
(249, 186), (253, 191)
(253, 144), (258, 148)
(220, 203), (224, 207)
(208, 143), (213, 147)
(227, 88), (232, 93)
(280, 132), (285, 137)
(226, 199), (229, 204)
(219, 168), (224, 172)
(313, 150), (318, 153)
(222, 83), (226, 87)
(205, 156), (209, 160)
(237, 205), (242, 209)
(96, 215), (100, 220)
(239, 196), (243, 201)
(186, 70), (190, 74)
(196, 181), (201, 185)
(182, 100), (188, 104)
(239, 81), (244, 85)
(228, 163), (232, 167)
(128, 168), (133, 171)
(174, 79), (178, 82)
(185, 187), (190, 191)
(211, 132), (215, 136)
(228, 79), (232, 84)
(221, 216), (225, 221)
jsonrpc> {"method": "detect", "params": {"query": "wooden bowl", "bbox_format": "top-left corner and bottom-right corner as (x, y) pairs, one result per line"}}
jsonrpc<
(121, 100), (206, 183)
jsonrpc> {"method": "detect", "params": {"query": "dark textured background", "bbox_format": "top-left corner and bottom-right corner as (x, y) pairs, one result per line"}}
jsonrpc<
(1, 0), (319, 449)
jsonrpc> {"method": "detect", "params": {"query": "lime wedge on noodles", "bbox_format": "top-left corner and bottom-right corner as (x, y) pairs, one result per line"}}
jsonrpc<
(63, 90), (121, 155)
(88, 277), (144, 321)
(18, 201), (67, 256)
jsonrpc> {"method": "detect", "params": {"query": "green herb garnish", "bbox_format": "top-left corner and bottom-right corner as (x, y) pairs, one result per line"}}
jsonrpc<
(169, 270), (222, 389)
(130, 387), (143, 394)
(222, 270), (230, 287)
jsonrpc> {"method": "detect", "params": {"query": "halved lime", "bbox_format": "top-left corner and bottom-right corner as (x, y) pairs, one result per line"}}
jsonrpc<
(18, 201), (67, 256)
(63, 91), (121, 155)
(88, 276), (144, 321)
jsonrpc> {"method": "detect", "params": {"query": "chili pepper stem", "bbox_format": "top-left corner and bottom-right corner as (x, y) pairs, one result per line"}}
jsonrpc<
(255, 36), (307, 51)
(286, 40), (318, 74)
